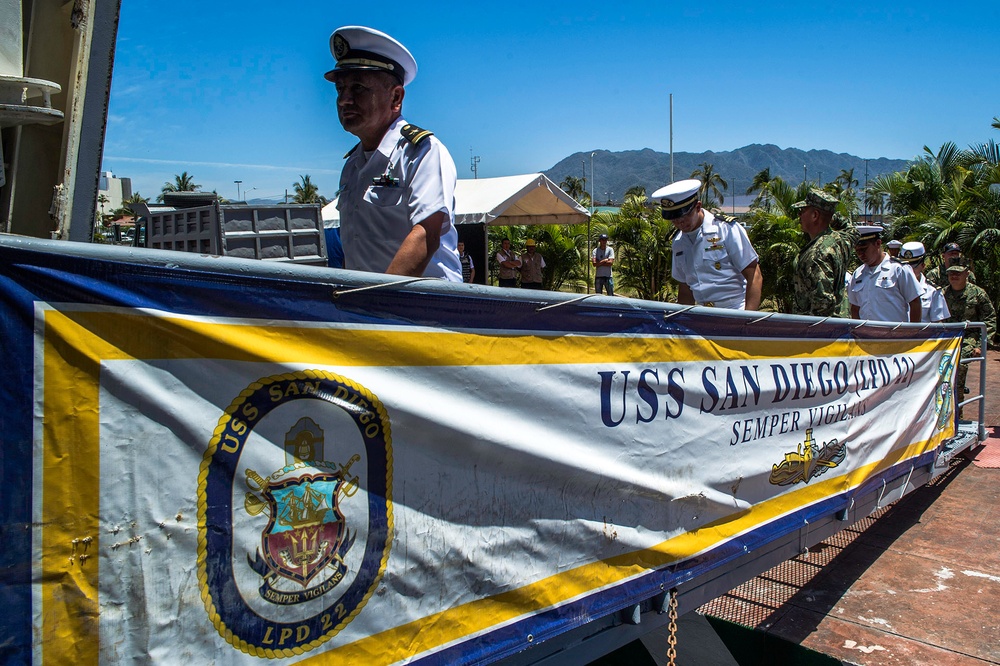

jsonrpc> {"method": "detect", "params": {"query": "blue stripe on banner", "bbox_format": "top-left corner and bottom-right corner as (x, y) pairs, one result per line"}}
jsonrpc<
(416, 451), (939, 666)
(0, 242), (958, 343)
(0, 274), (40, 664)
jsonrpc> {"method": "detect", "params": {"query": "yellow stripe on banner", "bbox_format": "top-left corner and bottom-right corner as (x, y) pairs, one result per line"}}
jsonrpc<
(290, 433), (951, 665)
(41, 311), (104, 666)
(38, 307), (959, 665)
(46, 309), (954, 368)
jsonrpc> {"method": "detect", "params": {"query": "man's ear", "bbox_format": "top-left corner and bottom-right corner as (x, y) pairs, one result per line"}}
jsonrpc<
(392, 86), (405, 113)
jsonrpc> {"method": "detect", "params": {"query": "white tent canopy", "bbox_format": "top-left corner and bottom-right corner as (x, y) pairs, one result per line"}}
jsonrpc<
(322, 173), (589, 228)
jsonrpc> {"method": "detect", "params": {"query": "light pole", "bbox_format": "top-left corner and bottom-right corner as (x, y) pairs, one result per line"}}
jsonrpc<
(234, 180), (242, 201)
(803, 166), (807, 185)
(589, 152), (595, 294)
(732, 179), (736, 215)
(470, 150), (480, 179)
(864, 159), (870, 220)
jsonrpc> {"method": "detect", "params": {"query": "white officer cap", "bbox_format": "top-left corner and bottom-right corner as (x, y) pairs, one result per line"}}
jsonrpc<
(855, 225), (883, 243)
(325, 26), (417, 86)
(898, 241), (925, 264)
(651, 179), (701, 220)
(886, 239), (903, 249)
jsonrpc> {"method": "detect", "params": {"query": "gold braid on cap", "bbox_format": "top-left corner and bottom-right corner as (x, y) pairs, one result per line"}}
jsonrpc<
(337, 57), (396, 73)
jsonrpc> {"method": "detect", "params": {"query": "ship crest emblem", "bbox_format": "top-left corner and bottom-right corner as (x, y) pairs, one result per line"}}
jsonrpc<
(769, 428), (846, 486)
(244, 419), (361, 600)
(333, 33), (350, 60)
(934, 351), (955, 430)
(198, 371), (393, 658)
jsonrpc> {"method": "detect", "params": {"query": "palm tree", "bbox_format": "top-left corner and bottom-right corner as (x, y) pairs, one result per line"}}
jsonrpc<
(599, 190), (675, 301)
(528, 224), (588, 290)
(834, 168), (858, 194)
(97, 193), (109, 219)
(623, 185), (646, 200)
(114, 192), (150, 221)
(560, 175), (587, 203)
(292, 175), (323, 204)
(158, 172), (201, 202)
(744, 209), (802, 313)
(690, 162), (728, 208)
(746, 168), (774, 208)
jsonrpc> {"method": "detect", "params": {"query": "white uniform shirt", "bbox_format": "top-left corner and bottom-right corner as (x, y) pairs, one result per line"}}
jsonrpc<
(849, 254), (921, 321)
(337, 117), (462, 281)
(671, 212), (758, 309)
(917, 273), (950, 322)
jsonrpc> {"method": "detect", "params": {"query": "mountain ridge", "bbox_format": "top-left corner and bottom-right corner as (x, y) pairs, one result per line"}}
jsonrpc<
(542, 144), (910, 204)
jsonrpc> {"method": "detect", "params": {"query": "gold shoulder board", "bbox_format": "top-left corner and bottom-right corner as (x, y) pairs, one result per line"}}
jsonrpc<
(401, 124), (434, 145)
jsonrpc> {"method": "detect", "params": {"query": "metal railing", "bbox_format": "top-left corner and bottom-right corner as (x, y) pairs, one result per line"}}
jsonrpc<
(957, 322), (989, 443)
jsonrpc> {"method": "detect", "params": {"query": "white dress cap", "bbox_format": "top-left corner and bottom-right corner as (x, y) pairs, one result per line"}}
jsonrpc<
(898, 241), (926, 264)
(325, 26), (417, 86)
(650, 179), (702, 220)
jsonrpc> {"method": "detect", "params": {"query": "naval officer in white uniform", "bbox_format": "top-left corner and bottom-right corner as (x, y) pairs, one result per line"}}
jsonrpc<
(898, 241), (949, 322)
(329, 26), (462, 281)
(848, 226), (921, 322)
(655, 179), (762, 310)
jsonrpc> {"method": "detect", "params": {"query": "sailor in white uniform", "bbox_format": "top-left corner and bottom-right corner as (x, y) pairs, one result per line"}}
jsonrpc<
(654, 179), (762, 310)
(848, 226), (921, 322)
(328, 26), (462, 281)
(898, 241), (950, 322)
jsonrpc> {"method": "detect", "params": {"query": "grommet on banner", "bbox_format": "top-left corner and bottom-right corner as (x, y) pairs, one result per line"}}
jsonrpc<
(747, 312), (776, 325)
(331, 277), (434, 299)
(663, 306), (697, 321)
(535, 293), (598, 311)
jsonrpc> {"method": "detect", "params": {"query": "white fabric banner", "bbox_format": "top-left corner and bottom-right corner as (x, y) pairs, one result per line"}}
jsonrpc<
(28, 302), (960, 665)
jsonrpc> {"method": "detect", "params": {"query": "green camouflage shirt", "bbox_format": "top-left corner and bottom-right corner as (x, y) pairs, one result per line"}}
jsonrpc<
(942, 282), (996, 354)
(792, 227), (851, 317)
(926, 265), (976, 288)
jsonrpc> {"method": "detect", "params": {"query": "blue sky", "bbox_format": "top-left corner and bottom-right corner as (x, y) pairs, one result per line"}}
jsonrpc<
(103, 1), (1000, 203)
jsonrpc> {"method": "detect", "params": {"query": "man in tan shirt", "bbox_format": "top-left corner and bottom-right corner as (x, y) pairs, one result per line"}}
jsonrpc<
(519, 239), (546, 289)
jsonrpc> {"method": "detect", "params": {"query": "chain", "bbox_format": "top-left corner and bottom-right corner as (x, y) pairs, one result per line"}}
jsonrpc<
(666, 588), (678, 666)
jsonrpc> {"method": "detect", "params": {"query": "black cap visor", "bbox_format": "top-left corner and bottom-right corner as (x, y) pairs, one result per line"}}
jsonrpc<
(661, 200), (698, 221)
(325, 49), (405, 85)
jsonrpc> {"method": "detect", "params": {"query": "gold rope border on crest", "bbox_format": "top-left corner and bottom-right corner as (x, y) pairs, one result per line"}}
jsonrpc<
(195, 369), (394, 658)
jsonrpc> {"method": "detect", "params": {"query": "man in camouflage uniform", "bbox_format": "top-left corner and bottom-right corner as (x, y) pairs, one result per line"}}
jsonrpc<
(942, 260), (995, 409)
(926, 242), (976, 287)
(791, 189), (852, 317)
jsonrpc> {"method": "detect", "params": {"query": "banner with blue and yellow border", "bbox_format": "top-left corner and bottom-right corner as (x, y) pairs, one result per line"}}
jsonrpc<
(0, 237), (962, 665)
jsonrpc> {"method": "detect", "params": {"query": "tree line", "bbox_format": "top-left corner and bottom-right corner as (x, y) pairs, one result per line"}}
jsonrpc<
(495, 116), (1000, 311)
(156, 173), (328, 205)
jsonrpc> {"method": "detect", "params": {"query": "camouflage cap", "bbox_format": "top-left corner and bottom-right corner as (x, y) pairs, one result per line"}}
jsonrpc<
(946, 257), (970, 273)
(791, 188), (839, 214)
